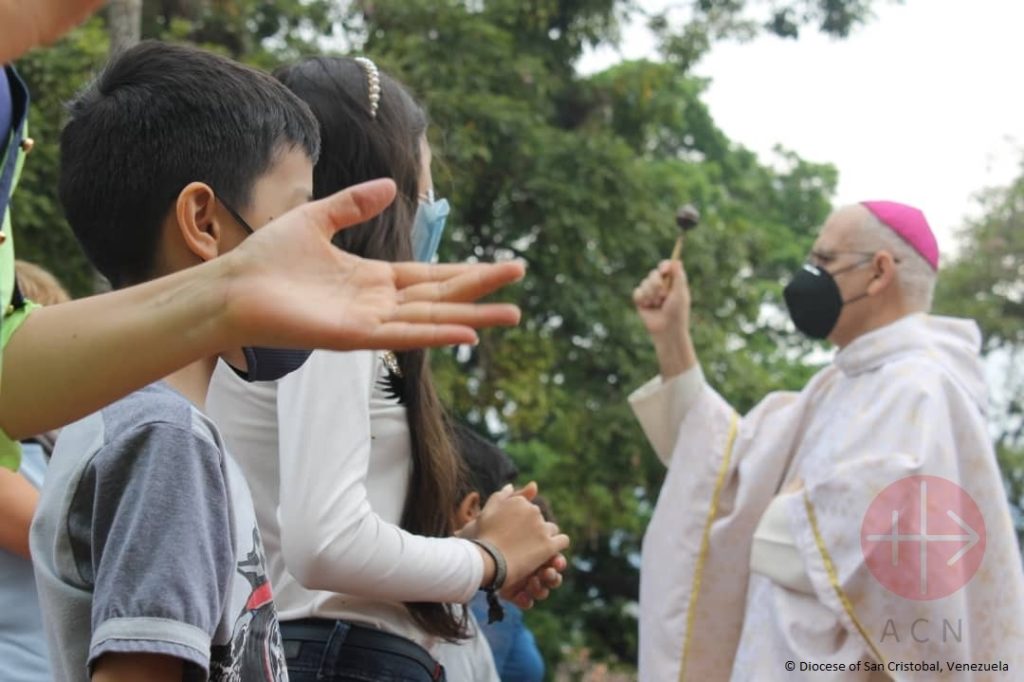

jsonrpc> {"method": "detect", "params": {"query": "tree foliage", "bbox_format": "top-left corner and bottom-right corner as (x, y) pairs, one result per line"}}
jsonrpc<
(350, 0), (847, 668)
(12, 19), (108, 296)
(935, 165), (1024, 353)
(934, 160), (1024, 544)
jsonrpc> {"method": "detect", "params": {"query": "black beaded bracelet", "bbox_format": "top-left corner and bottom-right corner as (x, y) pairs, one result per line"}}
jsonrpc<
(469, 538), (507, 623)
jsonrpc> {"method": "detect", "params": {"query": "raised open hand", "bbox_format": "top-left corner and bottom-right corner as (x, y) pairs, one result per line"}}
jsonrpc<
(220, 179), (524, 352)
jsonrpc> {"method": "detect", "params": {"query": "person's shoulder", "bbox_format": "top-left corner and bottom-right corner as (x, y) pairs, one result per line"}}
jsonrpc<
(867, 353), (990, 427)
(92, 384), (225, 467)
(103, 381), (191, 422)
(880, 354), (970, 395)
(871, 316), (987, 405)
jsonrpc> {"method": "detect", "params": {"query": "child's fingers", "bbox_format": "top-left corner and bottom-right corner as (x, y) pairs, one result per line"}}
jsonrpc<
(540, 567), (562, 589)
(387, 302), (521, 327)
(525, 576), (550, 601)
(309, 179), (396, 240)
(550, 532), (571, 553)
(511, 592), (534, 610)
(360, 322), (478, 351)
(547, 553), (568, 572)
(395, 261), (525, 303)
(513, 481), (539, 501)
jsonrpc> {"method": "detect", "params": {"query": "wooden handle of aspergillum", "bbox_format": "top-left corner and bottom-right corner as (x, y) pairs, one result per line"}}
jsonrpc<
(662, 236), (684, 295)
(670, 235), (684, 262)
(662, 205), (699, 292)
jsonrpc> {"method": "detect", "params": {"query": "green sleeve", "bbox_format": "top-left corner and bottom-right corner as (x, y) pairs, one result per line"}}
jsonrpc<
(0, 113), (33, 469)
(0, 300), (38, 470)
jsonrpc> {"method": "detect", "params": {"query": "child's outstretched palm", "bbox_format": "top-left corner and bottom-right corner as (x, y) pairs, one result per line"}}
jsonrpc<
(223, 178), (525, 353)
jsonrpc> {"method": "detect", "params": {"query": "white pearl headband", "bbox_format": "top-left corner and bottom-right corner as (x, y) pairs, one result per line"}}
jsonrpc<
(352, 57), (381, 119)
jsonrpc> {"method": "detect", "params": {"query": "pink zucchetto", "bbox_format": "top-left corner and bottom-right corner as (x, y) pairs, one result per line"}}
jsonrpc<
(860, 200), (939, 271)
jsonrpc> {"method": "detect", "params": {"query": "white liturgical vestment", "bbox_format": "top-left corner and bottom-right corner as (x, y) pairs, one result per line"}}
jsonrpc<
(629, 314), (1024, 681)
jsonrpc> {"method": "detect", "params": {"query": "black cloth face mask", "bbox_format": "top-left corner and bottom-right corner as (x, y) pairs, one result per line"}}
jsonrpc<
(783, 259), (872, 339)
(220, 197), (313, 382)
(233, 346), (313, 382)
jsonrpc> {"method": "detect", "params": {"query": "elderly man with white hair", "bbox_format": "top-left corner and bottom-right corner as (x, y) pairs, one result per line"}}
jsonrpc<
(629, 201), (1024, 681)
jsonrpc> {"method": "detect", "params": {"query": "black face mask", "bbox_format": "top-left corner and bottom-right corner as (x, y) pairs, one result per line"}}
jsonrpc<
(231, 347), (313, 383)
(783, 260), (871, 339)
(218, 196), (313, 382)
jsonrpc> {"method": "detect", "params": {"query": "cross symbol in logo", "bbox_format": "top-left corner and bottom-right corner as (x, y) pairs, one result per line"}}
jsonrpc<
(861, 475), (986, 600)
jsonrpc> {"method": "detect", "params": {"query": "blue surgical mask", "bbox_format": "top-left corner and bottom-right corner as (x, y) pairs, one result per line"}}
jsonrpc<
(411, 192), (450, 262)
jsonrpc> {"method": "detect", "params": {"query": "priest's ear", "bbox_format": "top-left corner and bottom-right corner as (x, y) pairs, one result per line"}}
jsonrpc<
(867, 250), (899, 297)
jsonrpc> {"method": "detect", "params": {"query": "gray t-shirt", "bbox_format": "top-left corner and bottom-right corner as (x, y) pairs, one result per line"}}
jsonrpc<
(30, 383), (287, 682)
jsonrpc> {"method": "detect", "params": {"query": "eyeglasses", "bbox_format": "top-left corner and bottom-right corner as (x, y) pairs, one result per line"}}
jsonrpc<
(218, 196), (255, 236)
(809, 249), (901, 268)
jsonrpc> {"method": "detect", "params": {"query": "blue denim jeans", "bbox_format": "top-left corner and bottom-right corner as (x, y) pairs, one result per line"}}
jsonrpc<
(281, 619), (446, 682)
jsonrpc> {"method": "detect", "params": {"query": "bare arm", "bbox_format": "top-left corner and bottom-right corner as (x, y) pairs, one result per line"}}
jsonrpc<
(0, 180), (523, 440)
(0, 268), (224, 440)
(0, 0), (106, 64)
(273, 351), (564, 602)
(91, 653), (183, 682)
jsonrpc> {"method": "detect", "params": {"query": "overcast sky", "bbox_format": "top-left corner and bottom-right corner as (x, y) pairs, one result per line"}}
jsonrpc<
(579, 0), (1024, 258)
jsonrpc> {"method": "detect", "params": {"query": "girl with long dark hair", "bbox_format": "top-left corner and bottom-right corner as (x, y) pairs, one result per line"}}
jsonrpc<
(206, 56), (567, 681)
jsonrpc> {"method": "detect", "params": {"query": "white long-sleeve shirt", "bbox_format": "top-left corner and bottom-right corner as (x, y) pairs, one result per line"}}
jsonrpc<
(434, 607), (501, 682)
(206, 349), (484, 651)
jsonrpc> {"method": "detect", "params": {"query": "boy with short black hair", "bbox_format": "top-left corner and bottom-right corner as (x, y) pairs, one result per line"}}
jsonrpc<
(30, 40), (321, 681)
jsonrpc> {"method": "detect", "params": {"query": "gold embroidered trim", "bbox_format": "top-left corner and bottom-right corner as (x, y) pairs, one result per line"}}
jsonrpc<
(802, 491), (887, 667)
(678, 410), (739, 682)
